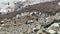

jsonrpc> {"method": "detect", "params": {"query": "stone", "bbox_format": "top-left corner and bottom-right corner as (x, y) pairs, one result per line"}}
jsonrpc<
(36, 25), (41, 29)
(37, 30), (42, 34)
(30, 12), (34, 15)
(55, 12), (60, 16)
(51, 23), (59, 28)
(45, 16), (54, 23)
(1, 20), (4, 23)
(48, 23), (59, 29)
(1, 24), (5, 26)
(58, 2), (60, 5)
(16, 14), (21, 19)
(54, 13), (60, 20)
(32, 28), (39, 32)
(57, 31), (60, 34)
(21, 12), (29, 16)
(0, 20), (5, 24)
(34, 12), (37, 14)
(26, 20), (34, 24)
(48, 30), (56, 34)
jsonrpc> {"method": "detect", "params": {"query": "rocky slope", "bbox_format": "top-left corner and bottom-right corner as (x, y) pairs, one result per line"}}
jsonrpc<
(0, 1), (60, 34)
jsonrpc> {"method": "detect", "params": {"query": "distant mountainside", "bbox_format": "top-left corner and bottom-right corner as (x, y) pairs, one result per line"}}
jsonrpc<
(0, 1), (59, 20)
(0, 0), (56, 14)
